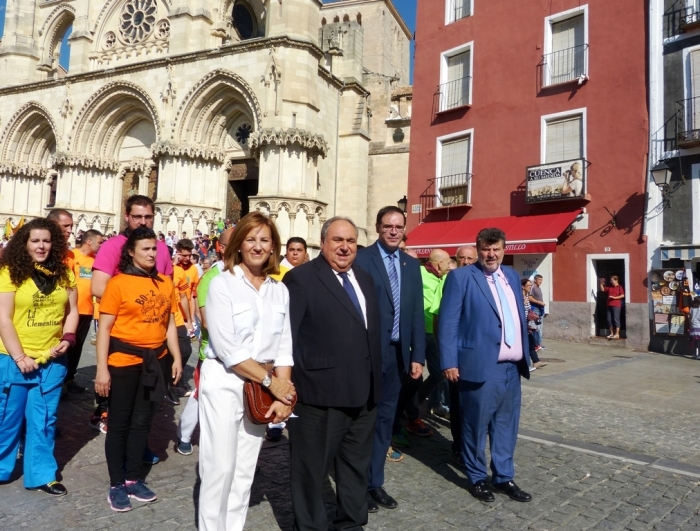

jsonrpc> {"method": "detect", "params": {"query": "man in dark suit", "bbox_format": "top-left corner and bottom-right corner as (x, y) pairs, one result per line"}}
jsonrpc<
(438, 228), (532, 503)
(354, 206), (425, 512)
(283, 216), (383, 531)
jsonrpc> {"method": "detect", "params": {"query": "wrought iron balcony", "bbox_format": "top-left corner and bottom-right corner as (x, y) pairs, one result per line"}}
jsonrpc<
(681, 8), (700, 32)
(419, 173), (472, 215)
(676, 96), (700, 148)
(438, 77), (471, 112)
(542, 44), (588, 87)
(447, 0), (471, 23)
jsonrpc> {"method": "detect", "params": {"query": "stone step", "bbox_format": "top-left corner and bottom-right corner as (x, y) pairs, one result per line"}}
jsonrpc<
(588, 336), (629, 349)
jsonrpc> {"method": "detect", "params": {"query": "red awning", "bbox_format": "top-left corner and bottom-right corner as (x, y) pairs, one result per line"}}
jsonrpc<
(406, 211), (580, 257)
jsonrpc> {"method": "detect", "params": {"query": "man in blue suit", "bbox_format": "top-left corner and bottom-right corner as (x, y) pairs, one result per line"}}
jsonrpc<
(438, 227), (532, 503)
(355, 206), (425, 512)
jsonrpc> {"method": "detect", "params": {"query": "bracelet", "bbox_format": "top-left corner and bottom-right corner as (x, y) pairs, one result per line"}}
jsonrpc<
(61, 333), (77, 348)
(13, 354), (26, 364)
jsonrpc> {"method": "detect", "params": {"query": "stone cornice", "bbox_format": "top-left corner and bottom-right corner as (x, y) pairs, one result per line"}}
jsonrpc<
(151, 141), (226, 163)
(249, 128), (329, 158)
(0, 36), (326, 96)
(0, 163), (50, 178)
(54, 151), (120, 172)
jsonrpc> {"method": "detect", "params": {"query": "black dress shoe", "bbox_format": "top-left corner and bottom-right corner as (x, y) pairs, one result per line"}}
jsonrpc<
(368, 487), (398, 509)
(491, 480), (532, 502)
(28, 481), (67, 496)
(366, 492), (379, 513)
(468, 480), (495, 502)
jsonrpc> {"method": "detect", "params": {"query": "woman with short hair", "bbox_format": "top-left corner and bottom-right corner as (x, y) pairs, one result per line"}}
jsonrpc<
(95, 228), (183, 512)
(0, 218), (78, 496)
(198, 211), (296, 531)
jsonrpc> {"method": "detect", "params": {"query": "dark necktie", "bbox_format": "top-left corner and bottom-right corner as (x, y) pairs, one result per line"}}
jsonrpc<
(388, 254), (400, 341)
(339, 271), (364, 322)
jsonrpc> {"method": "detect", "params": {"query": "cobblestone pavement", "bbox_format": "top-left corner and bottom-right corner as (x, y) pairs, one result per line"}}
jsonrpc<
(1, 340), (700, 531)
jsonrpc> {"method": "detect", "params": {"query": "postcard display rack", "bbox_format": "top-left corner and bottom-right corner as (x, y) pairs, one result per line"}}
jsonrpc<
(650, 268), (689, 336)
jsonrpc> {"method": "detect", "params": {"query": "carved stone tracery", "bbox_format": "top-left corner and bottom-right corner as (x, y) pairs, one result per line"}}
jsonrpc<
(248, 128), (329, 159)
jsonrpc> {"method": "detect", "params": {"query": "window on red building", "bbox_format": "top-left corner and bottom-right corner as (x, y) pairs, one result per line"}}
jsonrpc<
(440, 46), (472, 111)
(446, 0), (472, 25)
(544, 114), (583, 163)
(437, 134), (471, 206)
(544, 10), (588, 87)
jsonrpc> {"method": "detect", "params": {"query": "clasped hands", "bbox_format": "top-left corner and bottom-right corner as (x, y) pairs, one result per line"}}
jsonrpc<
(266, 375), (296, 423)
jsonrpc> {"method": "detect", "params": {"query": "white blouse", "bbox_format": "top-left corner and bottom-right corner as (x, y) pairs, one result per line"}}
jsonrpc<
(205, 265), (293, 369)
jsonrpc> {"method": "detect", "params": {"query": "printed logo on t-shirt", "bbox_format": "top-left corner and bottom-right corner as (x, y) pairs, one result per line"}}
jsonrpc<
(135, 289), (171, 324)
(79, 266), (92, 279)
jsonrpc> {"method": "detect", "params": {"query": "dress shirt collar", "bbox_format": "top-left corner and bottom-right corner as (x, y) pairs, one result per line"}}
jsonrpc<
(377, 241), (400, 261)
(232, 264), (274, 290)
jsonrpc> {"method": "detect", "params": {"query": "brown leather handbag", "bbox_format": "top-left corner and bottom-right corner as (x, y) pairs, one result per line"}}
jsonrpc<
(243, 372), (297, 424)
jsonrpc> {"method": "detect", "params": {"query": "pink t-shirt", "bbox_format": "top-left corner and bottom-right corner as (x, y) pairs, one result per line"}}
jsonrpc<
(93, 234), (173, 277)
(484, 267), (524, 363)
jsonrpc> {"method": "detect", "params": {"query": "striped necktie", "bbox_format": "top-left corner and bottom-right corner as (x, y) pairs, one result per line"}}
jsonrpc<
(388, 254), (400, 341)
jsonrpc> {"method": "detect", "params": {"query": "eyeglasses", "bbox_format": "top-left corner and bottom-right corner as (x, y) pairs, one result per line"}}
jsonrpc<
(129, 214), (154, 221)
(380, 225), (406, 233)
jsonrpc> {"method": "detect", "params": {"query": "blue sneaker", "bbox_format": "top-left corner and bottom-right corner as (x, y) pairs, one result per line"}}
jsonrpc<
(125, 479), (157, 502)
(142, 447), (160, 465)
(108, 484), (132, 512)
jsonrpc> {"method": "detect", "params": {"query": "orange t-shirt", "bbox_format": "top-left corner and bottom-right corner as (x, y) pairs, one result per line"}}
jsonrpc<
(71, 248), (96, 315)
(65, 249), (75, 270)
(172, 264), (199, 327)
(99, 273), (177, 367)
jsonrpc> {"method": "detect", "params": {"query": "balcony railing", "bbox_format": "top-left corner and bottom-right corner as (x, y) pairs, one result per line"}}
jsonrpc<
(681, 6), (700, 32)
(447, 0), (471, 23)
(419, 173), (471, 215)
(677, 96), (700, 148)
(542, 44), (588, 87)
(438, 77), (471, 112)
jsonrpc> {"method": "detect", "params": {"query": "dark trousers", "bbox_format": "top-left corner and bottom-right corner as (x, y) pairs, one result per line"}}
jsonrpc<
(65, 314), (93, 382)
(368, 344), (402, 489)
(105, 356), (167, 485)
(289, 402), (377, 531)
(449, 380), (461, 453)
(173, 325), (192, 390)
(393, 371), (422, 430)
(460, 362), (522, 484)
(417, 333), (443, 405)
(528, 333), (540, 364)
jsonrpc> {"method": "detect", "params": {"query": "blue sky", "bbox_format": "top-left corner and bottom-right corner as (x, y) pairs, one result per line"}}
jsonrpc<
(392, 0), (417, 81)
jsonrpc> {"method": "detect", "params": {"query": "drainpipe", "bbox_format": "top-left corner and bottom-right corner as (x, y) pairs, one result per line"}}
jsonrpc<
(333, 80), (345, 216)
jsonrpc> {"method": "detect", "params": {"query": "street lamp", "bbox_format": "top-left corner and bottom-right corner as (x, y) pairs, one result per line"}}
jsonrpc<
(650, 159), (684, 207)
(397, 195), (408, 213)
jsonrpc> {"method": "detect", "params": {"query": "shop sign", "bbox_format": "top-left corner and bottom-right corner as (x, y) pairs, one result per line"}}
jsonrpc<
(525, 158), (586, 204)
(649, 268), (691, 336)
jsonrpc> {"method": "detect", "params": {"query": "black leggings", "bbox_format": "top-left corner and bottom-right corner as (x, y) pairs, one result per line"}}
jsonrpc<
(105, 356), (168, 485)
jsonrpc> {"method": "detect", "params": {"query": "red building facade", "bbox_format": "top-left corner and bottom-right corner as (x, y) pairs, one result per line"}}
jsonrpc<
(406, 0), (649, 347)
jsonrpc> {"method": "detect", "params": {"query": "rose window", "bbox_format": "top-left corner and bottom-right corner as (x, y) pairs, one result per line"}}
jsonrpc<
(235, 124), (252, 145)
(119, 0), (157, 44)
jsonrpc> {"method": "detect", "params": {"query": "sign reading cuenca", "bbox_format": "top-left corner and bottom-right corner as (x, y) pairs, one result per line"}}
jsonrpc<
(526, 159), (586, 204)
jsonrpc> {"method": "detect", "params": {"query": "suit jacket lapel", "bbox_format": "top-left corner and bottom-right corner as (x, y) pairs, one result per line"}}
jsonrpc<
(369, 244), (394, 307)
(315, 257), (365, 325)
(472, 264), (499, 318)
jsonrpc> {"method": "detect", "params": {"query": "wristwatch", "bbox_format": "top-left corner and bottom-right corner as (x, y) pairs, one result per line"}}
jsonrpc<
(262, 374), (272, 388)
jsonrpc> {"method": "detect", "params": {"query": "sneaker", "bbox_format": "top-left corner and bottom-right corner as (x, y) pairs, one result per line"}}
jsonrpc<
(606, 334), (614, 339)
(164, 388), (180, 406)
(266, 427), (283, 442)
(451, 450), (465, 467)
(391, 431), (410, 448)
(386, 446), (404, 462)
(65, 380), (86, 393)
(108, 484), (132, 512)
(176, 440), (193, 456)
(534, 346), (542, 352)
(430, 405), (450, 419)
(612, 334), (620, 339)
(539, 345), (546, 350)
(534, 362), (548, 368)
(405, 418), (433, 437)
(89, 412), (108, 434)
(142, 447), (160, 465)
(529, 366), (537, 372)
(125, 479), (157, 502)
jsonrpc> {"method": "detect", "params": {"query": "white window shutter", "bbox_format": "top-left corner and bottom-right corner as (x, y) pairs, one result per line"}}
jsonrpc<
(546, 116), (582, 163)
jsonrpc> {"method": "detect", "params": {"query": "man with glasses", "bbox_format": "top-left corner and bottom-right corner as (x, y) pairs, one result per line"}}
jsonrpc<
(355, 206), (425, 512)
(456, 245), (477, 267)
(89, 195), (173, 460)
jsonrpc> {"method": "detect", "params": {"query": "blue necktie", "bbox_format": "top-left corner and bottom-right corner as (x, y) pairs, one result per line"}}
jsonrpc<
(339, 271), (364, 322)
(388, 254), (400, 341)
(492, 272), (515, 347)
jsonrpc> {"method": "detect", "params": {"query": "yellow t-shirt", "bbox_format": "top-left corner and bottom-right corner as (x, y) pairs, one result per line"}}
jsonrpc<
(269, 264), (290, 282)
(0, 267), (76, 358)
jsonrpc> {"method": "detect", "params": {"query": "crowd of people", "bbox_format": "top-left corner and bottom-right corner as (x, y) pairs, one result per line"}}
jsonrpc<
(0, 194), (559, 530)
